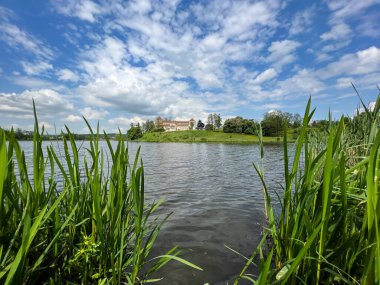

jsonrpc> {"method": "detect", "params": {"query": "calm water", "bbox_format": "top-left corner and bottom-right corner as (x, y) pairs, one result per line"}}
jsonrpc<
(19, 141), (285, 284)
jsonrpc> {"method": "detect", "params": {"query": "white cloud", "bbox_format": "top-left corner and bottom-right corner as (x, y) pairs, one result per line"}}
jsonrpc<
(57, 69), (79, 82)
(335, 73), (380, 89)
(222, 1), (280, 37)
(200, 34), (226, 51)
(39, 121), (55, 132)
(252, 68), (278, 84)
(267, 40), (300, 69)
(108, 116), (145, 131)
(11, 76), (63, 90)
(111, 0), (280, 91)
(21, 60), (53, 75)
(65, 114), (82, 122)
(0, 89), (73, 117)
(278, 69), (325, 95)
(50, 0), (105, 22)
(3, 0), (378, 133)
(320, 23), (352, 41)
(321, 40), (351, 53)
(289, 7), (314, 36)
(81, 36), (127, 78)
(319, 46), (380, 79)
(326, 0), (379, 20)
(0, 16), (53, 59)
(79, 107), (108, 120)
(356, 12), (380, 38)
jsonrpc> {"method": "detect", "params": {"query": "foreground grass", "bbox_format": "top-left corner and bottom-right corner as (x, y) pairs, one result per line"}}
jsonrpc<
(0, 103), (201, 284)
(235, 93), (380, 284)
(140, 130), (297, 143)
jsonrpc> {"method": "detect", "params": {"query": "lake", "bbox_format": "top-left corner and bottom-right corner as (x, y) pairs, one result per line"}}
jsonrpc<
(18, 141), (284, 284)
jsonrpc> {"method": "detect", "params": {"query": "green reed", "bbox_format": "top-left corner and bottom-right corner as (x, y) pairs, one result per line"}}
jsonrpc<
(236, 92), (380, 284)
(0, 102), (201, 284)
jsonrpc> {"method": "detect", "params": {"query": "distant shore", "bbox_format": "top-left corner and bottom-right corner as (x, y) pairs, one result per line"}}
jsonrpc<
(138, 130), (297, 143)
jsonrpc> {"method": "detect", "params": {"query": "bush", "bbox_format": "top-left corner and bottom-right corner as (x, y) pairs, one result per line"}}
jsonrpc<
(153, 128), (165, 132)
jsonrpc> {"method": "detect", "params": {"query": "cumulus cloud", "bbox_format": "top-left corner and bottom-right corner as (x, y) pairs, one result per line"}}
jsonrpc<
(278, 69), (325, 94)
(108, 116), (145, 131)
(320, 23), (352, 41)
(252, 68), (278, 84)
(72, 0), (280, 115)
(326, 0), (379, 20)
(0, 89), (73, 118)
(335, 72), (380, 89)
(11, 76), (63, 90)
(289, 7), (315, 36)
(57, 69), (79, 82)
(79, 107), (108, 120)
(267, 40), (301, 69)
(65, 114), (82, 122)
(319, 46), (380, 79)
(50, 0), (105, 22)
(21, 60), (53, 75)
(1, 1), (379, 132)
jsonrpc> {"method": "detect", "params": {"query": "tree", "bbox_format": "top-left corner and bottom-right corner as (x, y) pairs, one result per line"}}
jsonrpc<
(189, 121), (194, 130)
(196, 120), (205, 130)
(14, 128), (25, 140)
(243, 119), (258, 134)
(207, 114), (215, 130)
(205, 124), (214, 131)
(143, 120), (155, 133)
(126, 126), (143, 140)
(292, 113), (302, 128)
(213, 114), (222, 129)
(205, 113), (223, 130)
(261, 110), (285, 137)
(223, 117), (243, 133)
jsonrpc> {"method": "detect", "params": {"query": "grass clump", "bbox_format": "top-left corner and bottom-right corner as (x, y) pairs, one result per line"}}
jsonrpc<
(0, 103), (201, 284)
(236, 92), (380, 284)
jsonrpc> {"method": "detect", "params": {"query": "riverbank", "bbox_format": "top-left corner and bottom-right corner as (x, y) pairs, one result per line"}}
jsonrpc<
(139, 130), (297, 143)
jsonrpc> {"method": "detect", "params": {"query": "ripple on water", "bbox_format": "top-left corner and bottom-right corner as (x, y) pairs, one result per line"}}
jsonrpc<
(18, 141), (284, 283)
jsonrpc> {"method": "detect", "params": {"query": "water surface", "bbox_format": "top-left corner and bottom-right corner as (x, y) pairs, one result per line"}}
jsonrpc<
(19, 141), (284, 284)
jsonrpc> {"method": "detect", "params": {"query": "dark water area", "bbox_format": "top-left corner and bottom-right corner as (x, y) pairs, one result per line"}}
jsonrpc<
(18, 141), (285, 284)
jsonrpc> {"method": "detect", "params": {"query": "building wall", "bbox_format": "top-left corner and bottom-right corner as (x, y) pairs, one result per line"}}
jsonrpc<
(157, 117), (195, 132)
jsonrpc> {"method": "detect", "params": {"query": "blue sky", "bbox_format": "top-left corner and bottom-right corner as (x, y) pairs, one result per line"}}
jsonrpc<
(0, 0), (379, 133)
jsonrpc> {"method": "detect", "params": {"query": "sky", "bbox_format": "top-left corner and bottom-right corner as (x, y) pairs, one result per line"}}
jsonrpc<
(0, 0), (379, 133)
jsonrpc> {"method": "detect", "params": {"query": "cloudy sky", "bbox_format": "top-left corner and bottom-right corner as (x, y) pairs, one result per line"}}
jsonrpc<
(0, 0), (379, 133)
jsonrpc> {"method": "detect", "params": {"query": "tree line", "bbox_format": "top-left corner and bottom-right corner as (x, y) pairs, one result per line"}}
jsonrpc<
(221, 111), (302, 137)
(126, 110), (305, 140)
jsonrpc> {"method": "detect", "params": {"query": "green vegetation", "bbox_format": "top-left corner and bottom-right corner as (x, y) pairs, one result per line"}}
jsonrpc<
(205, 113), (222, 131)
(131, 111), (302, 143)
(0, 128), (95, 141)
(140, 130), (294, 143)
(235, 93), (380, 284)
(223, 117), (259, 135)
(0, 103), (201, 284)
(127, 125), (143, 140)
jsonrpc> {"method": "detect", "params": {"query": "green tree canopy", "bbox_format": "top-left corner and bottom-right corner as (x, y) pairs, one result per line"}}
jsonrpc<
(126, 126), (143, 140)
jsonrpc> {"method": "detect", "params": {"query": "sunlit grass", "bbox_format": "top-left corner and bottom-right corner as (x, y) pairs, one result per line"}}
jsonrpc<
(140, 130), (296, 143)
